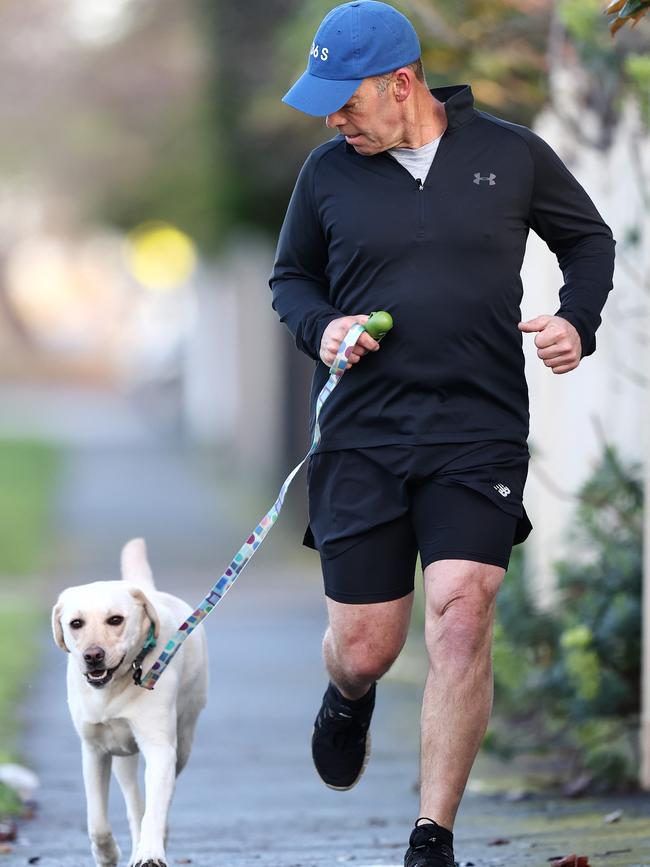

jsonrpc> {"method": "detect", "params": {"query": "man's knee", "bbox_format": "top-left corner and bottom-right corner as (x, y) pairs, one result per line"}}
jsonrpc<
(325, 594), (413, 682)
(328, 632), (400, 682)
(423, 560), (504, 667)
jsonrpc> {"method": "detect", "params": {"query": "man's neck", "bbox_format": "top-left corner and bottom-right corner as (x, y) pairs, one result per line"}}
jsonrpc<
(395, 89), (448, 149)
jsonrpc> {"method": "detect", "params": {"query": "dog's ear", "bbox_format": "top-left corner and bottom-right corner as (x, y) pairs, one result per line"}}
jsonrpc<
(128, 587), (160, 639)
(51, 599), (69, 652)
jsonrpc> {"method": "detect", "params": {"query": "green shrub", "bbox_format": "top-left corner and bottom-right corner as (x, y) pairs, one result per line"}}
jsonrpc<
(489, 445), (643, 791)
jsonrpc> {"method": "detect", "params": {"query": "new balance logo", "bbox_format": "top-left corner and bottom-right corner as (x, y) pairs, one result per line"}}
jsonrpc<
(493, 483), (511, 497)
(474, 172), (496, 185)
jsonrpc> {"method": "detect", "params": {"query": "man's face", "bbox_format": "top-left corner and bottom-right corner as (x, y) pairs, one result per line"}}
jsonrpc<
(325, 76), (403, 155)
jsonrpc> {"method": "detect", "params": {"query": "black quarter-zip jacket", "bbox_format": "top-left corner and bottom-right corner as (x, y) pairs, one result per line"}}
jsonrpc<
(269, 84), (616, 451)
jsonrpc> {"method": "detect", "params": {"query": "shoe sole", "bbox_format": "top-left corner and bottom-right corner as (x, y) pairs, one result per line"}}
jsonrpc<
(312, 729), (372, 791)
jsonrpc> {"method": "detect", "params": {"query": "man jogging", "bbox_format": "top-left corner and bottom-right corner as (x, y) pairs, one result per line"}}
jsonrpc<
(269, 3), (615, 865)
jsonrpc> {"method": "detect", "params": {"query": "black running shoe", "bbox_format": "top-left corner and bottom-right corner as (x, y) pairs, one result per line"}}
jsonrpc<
(404, 820), (456, 867)
(311, 681), (376, 790)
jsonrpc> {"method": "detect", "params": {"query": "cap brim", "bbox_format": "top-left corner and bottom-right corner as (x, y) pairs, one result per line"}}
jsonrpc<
(282, 71), (361, 117)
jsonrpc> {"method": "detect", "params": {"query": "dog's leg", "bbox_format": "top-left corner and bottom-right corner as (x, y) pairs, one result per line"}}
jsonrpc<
(82, 743), (121, 867)
(175, 715), (198, 777)
(129, 736), (176, 867)
(113, 754), (144, 864)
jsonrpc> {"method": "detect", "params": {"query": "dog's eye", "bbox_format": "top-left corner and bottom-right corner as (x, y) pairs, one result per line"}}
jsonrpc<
(70, 619), (84, 629)
(107, 615), (124, 626)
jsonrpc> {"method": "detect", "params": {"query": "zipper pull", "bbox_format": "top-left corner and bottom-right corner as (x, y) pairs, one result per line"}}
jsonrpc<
(416, 178), (423, 191)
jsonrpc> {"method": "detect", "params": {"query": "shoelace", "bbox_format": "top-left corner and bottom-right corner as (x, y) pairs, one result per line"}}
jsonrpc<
(409, 829), (455, 867)
(410, 840), (455, 867)
(317, 705), (369, 749)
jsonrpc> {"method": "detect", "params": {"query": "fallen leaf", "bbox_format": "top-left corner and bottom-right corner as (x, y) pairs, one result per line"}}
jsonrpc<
(0, 844), (13, 855)
(488, 838), (510, 845)
(563, 772), (593, 798)
(603, 809), (623, 823)
(505, 787), (532, 802)
(549, 856), (591, 866)
(0, 823), (16, 843)
(28, 857), (40, 864)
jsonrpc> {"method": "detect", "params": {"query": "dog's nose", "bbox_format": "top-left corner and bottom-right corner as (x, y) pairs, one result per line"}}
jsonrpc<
(84, 646), (105, 665)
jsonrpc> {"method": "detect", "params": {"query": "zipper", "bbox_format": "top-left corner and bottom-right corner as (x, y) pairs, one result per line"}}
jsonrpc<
(383, 152), (432, 239)
(416, 177), (425, 238)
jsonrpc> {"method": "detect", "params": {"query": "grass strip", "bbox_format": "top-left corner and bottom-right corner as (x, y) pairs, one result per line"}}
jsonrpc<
(0, 439), (59, 576)
(0, 438), (59, 809)
(0, 602), (47, 767)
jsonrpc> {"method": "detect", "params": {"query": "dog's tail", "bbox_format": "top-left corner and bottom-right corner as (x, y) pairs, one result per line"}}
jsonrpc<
(121, 538), (155, 589)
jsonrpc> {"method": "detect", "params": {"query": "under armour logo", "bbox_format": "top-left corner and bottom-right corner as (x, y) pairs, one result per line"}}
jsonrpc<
(493, 483), (511, 497)
(474, 172), (496, 185)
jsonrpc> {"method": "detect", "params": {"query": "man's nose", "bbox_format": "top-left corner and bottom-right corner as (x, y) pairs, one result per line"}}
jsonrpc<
(325, 110), (343, 129)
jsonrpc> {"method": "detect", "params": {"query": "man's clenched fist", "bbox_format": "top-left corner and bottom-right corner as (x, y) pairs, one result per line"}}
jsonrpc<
(320, 315), (381, 369)
(518, 314), (582, 374)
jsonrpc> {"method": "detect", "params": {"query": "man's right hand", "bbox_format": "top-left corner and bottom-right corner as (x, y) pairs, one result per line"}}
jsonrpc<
(319, 315), (381, 369)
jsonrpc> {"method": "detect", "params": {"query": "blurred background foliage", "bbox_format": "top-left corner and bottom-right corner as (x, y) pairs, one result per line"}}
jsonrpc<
(488, 445), (643, 792)
(16, 0), (646, 253)
(194, 0), (650, 237)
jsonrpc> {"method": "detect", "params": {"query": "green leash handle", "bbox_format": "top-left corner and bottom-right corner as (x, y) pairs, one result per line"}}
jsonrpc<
(364, 310), (393, 342)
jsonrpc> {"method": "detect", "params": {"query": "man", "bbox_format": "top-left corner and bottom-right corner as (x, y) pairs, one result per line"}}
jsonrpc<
(269, 2), (615, 865)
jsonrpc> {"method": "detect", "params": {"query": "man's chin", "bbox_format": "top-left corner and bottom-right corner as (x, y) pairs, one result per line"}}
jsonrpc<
(347, 138), (380, 155)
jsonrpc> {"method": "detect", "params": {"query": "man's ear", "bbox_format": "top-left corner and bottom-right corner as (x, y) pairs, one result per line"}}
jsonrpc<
(393, 67), (414, 102)
(128, 587), (160, 639)
(51, 599), (69, 652)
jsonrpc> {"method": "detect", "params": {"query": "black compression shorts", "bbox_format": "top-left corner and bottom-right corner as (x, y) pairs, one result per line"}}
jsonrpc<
(303, 442), (532, 604)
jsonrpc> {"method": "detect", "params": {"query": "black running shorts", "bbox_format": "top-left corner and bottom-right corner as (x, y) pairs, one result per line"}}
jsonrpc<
(303, 442), (532, 604)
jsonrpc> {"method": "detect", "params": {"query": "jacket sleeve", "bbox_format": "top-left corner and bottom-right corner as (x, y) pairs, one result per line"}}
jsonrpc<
(525, 130), (616, 358)
(269, 152), (341, 361)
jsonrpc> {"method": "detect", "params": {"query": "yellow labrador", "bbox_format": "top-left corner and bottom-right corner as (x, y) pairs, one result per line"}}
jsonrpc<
(51, 538), (208, 867)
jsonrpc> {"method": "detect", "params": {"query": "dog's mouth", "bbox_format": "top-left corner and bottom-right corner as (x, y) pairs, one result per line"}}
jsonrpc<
(84, 656), (125, 689)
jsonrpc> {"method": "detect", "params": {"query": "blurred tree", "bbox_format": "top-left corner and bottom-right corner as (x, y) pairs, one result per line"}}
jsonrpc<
(0, 0), (221, 249)
(551, 0), (650, 149)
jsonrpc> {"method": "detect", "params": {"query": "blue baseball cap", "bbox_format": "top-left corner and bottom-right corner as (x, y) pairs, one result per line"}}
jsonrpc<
(282, 1), (421, 117)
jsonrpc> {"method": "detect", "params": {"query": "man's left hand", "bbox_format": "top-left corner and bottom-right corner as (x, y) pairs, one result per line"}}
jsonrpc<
(518, 314), (581, 374)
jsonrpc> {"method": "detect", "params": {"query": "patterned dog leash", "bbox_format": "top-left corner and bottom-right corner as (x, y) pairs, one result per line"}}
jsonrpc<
(137, 311), (394, 690)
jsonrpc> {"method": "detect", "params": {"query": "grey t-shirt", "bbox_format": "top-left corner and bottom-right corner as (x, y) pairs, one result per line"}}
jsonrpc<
(387, 134), (443, 182)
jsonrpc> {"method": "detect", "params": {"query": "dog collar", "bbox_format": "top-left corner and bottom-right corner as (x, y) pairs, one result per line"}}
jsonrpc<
(131, 624), (157, 686)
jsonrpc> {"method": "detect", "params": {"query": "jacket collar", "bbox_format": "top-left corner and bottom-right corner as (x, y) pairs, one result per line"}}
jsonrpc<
(431, 83), (476, 130)
(344, 82), (476, 154)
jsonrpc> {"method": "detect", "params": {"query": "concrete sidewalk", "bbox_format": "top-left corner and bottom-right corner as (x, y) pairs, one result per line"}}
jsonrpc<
(5, 437), (650, 867)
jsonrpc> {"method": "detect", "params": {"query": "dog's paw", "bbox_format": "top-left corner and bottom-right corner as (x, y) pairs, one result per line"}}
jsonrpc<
(132, 861), (167, 867)
(91, 832), (121, 867)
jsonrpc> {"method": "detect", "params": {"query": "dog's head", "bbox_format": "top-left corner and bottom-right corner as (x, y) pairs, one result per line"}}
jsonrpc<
(51, 581), (160, 689)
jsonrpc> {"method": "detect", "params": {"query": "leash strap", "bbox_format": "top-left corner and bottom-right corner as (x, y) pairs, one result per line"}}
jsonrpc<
(137, 322), (368, 689)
